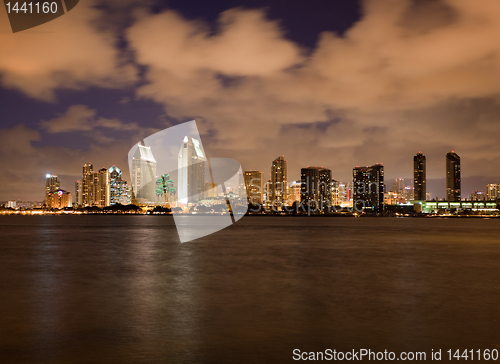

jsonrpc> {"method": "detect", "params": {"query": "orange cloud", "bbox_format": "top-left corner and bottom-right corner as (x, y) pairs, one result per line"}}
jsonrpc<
(0, 0), (137, 101)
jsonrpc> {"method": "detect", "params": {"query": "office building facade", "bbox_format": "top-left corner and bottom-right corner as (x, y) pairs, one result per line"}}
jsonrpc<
(46, 189), (72, 209)
(414, 152), (426, 201)
(82, 163), (94, 206)
(446, 151), (461, 201)
(109, 166), (132, 205)
(93, 168), (110, 208)
(177, 136), (206, 204)
(45, 174), (60, 203)
(300, 167), (332, 209)
(75, 180), (82, 206)
(243, 170), (263, 205)
(131, 144), (157, 204)
(486, 184), (500, 201)
(392, 178), (405, 195)
(353, 164), (384, 213)
(288, 181), (301, 205)
(270, 156), (288, 209)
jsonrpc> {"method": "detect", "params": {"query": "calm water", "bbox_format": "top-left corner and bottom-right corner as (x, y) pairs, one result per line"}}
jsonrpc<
(0, 216), (499, 363)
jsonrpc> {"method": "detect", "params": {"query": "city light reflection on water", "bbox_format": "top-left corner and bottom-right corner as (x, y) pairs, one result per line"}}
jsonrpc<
(0, 216), (499, 363)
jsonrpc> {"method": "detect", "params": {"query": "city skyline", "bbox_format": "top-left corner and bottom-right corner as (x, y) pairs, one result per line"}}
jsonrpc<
(3, 2), (500, 362)
(3, 0), (500, 201)
(31, 150), (500, 210)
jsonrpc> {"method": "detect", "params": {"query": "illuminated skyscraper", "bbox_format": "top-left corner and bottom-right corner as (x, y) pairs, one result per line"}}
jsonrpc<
(404, 186), (414, 201)
(131, 144), (157, 204)
(300, 167), (332, 210)
(243, 170), (263, 205)
(92, 168), (110, 208)
(46, 189), (72, 209)
(392, 178), (405, 194)
(271, 156), (287, 208)
(177, 136), (206, 204)
(109, 166), (132, 205)
(331, 179), (340, 206)
(203, 182), (218, 199)
(301, 167), (320, 206)
(486, 184), (500, 201)
(264, 179), (271, 207)
(82, 163), (94, 206)
(353, 164), (384, 213)
(45, 174), (59, 203)
(446, 151), (461, 202)
(75, 180), (82, 206)
(318, 168), (332, 203)
(288, 181), (301, 205)
(414, 152), (426, 201)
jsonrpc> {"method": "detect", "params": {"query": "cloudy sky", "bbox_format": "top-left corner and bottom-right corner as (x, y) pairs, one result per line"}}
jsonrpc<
(1, 0), (500, 201)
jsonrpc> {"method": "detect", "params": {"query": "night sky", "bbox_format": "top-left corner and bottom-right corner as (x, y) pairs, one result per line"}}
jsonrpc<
(1, 0), (500, 201)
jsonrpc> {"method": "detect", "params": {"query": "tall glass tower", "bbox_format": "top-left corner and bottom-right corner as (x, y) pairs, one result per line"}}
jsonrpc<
(131, 144), (157, 204)
(353, 164), (384, 213)
(94, 168), (110, 208)
(82, 163), (93, 207)
(413, 152), (426, 201)
(109, 166), (132, 205)
(243, 170), (263, 205)
(177, 136), (206, 204)
(271, 156), (288, 209)
(446, 151), (461, 201)
(300, 167), (332, 209)
(45, 174), (60, 204)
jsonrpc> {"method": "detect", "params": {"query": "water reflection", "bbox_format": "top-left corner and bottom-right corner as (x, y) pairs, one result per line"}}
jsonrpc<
(0, 216), (499, 363)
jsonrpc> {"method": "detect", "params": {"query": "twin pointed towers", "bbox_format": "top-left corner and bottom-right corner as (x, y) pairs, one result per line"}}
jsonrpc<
(127, 120), (247, 242)
(130, 135), (207, 205)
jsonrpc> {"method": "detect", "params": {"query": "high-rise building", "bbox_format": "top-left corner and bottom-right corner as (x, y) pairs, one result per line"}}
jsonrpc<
(337, 182), (350, 205)
(331, 179), (340, 206)
(446, 151), (461, 201)
(243, 171), (263, 205)
(353, 164), (384, 213)
(203, 182), (218, 199)
(46, 189), (72, 209)
(264, 179), (272, 207)
(392, 178), (405, 194)
(75, 180), (82, 206)
(92, 168), (110, 208)
(131, 144), (157, 204)
(318, 168), (332, 203)
(270, 156), (287, 209)
(177, 136), (206, 204)
(404, 186), (414, 201)
(109, 166), (132, 205)
(45, 174), (60, 203)
(414, 152), (426, 201)
(486, 184), (500, 201)
(288, 181), (301, 205)
(301, 167), (320, 205)
(300, 167), (332, 209)
(82, 163), (94, 207)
